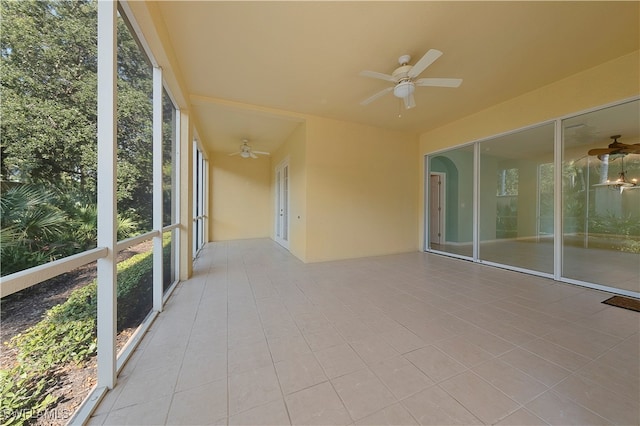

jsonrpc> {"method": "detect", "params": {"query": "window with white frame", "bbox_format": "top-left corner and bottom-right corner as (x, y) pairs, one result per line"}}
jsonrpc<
(0, 2), (183, 424)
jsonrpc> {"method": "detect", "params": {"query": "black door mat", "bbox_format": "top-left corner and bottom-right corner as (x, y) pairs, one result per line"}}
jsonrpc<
(602, 296), (640, 312)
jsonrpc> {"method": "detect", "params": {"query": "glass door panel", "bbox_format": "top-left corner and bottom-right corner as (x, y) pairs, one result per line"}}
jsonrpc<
(478, 123), (555, 274)
(428, 145), (474, 258)
(562, 100), (640, 293)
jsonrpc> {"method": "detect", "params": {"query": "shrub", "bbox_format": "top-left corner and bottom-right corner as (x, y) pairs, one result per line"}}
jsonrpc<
(1, 236), (170, 425)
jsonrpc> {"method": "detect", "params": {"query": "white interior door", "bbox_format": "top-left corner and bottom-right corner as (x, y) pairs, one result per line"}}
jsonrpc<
(430, 173), (445, 245)
(275, 160), (290, 249)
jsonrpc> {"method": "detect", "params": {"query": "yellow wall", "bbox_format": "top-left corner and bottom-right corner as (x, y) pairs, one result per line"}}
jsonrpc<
(305, 117), (419, 262)
(210, 153), (272, 241)
(209, 52), (639, 262)
(418, 51), (640, 248)
(271, 123), (308, 261)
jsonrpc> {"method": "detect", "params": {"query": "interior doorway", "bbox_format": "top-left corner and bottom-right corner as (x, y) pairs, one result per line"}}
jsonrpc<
(275, 159), (290, 249)
(429, 172), (445, 246)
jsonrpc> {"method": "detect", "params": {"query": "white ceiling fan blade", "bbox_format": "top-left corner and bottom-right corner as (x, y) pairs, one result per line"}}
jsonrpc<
(360, 86), (394, 105)
(408, 49), (443, 79)
(359, 70), (397, 83)
(253, 151), (271, 156)
(403, 93), (416, 109)
(415, 78), (462, 88)
(250, 152), (258, 159)
(228, 151), (241, 156)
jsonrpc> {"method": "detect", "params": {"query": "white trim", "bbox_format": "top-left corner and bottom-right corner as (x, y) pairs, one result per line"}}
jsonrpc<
(163, 223), (180, 232)
(191, 142), (207, 257)
(116, 310), (158, 373)
(174, 109), (182, 281)
(96, 0), (118, 390)
(428, 249), (473, 261)
(556, 95), (640, 122)
(153, 65), (164, 313)
(69, 305), (160, 426)
(479, 259), (555, 280)
(428, 172), (446, 246)
(423, 97), (639, 159)
(472, 142), (480, 261)
(66, 386), (107, 426)
(554, 119), (563, 280)
(163, 276), (180, 304)
(425, 119), (559, 158)
(203, 157), (210, 244)
(559, 277), (640, 299)
(422, 155), (429, 251)
(0, 247), (108, 298)
(274, 157), (291, 249)
(117, 1), (158, 68)
(116, 230), (160, 252)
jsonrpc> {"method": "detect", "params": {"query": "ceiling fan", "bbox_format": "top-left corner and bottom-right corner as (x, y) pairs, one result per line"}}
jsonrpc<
(589, 135), (639, 192)
(587, 135), (640, 157)
(359, 49), (462, 109)
(228, 139), (270, 159)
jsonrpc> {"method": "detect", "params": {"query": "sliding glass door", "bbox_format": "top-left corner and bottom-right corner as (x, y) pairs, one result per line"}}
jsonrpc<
(426, 98), (639, 296)
(478, 123), (555, 274)
(562, 100), (640, 294)
(428, 145), (474, 258)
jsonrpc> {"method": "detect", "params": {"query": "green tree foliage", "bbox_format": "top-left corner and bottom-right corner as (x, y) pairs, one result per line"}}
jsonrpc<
(115, 15), (153, 229)
(0, 184), (70, 275)
(1, 0), (162, 274)
(1, 0), (98, 191)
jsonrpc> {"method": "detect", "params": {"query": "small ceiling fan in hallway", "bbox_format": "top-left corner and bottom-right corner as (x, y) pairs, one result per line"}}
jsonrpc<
(229, 139), (270, 159)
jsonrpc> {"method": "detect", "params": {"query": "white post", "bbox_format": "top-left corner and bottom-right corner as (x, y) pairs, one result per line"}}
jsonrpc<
(179, 111), (193, 280)
(153, 66), (163, 312)
(174, 110), (181, 281)
(202, 157), (209, 246)
(554, 120), (563, 280)
(97, 0), (117, 389)
(473, 143), (480, 261)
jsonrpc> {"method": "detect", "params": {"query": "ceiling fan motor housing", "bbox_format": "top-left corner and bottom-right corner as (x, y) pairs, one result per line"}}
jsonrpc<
(392, 65), (415, 99)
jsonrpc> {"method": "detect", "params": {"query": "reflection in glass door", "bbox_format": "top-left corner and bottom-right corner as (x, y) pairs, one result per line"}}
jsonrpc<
(478, 123), (555, 274)
(429, 173), (445, 245)
(428, 145), (474, 258)
(562, 100), (640, 294)
(193, 143), (206, 258)
(537, 163), (554, 239)
(426, 98), (639, 297)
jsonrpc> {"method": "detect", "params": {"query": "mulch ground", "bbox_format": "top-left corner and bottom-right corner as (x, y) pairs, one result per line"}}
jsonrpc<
(1, 241), (152, 426)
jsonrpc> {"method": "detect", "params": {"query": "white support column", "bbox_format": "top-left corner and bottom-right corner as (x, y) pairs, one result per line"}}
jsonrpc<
(179, 111), (193, 280)
(554, 119), (563, 280)
(96, 0), (118, 390)
(174, 110), (181, 281)
(203, 157), (209, 244)
(152, 66), (163, 312)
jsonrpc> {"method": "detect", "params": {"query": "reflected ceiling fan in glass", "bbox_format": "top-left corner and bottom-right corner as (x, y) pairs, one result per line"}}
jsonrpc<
(590, 135), (639, 193)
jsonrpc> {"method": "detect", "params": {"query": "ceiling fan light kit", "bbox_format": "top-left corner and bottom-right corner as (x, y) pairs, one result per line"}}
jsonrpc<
(589, 135), (640, 193)
(229, 139), (270, 160)
(360, 49), (462, 110)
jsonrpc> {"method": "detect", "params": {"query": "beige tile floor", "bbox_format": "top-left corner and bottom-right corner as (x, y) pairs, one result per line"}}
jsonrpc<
(88, 239), (640, 425)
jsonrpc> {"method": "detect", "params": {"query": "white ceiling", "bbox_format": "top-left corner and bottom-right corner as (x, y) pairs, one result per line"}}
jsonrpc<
(153, 1), (639, 155)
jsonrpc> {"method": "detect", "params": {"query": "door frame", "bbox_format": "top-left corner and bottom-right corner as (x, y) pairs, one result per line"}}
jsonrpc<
(429, 172), (446, 247)
(274, 158), (290, 249)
